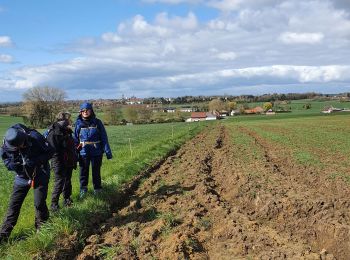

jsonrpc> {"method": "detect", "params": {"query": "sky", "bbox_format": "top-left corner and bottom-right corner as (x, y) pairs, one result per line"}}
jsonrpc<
(0, 0), (350, 102)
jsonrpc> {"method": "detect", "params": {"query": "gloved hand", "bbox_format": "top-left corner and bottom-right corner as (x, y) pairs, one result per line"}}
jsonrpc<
(76, 143), (82, 152)
(7, 161), (21, 171)
(106, 153), (113, 160)
(24, 158), (36, 168)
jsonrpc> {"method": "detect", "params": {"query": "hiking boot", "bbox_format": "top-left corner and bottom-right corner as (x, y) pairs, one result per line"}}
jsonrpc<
(0, 234), (8, 244)
(79, 190), (87, 199)
(51, 204), (59, 212)
(63, 198), (73, 207)
(94, 189), (103, 195)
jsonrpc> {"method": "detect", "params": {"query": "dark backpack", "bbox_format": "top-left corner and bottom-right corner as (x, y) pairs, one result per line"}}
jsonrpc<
(46, 124), (78, 168)
(13, 124), (48, 148)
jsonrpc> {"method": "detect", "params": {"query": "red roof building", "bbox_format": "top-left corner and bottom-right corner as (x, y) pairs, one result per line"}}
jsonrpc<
(191, 112), (207, 120)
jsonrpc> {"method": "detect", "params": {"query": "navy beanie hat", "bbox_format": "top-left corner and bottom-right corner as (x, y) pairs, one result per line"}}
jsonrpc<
(80, 102), (93, 111)
(4, 128), (27, 150)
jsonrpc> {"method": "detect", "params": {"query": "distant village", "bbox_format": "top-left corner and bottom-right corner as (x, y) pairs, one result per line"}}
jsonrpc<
(1, 92), (350, 126)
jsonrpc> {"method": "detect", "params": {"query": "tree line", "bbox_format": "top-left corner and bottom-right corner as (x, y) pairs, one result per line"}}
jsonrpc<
(143, 92), (348, 104)
(4, 86), (350, 128)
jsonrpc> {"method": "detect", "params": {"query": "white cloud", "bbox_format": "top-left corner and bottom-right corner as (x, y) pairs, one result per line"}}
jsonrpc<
(279, 32), (324, 44)
(0, 54), (13, 63)
(207, 0), (281, 12)
(115, 13), (198, 39)
(155, 12), (198, 30)
(216, 52), (237, 60)
(3, 61), (349, 95)
(207, 0), (242, 12)
(101, 32), (122, 43)
(0, 36), (12, 47)
(217, 65), (349, 83)
(130, 15), (170, 37)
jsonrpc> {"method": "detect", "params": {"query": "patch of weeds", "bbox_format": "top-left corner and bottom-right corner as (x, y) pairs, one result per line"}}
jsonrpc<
(161, 212), (181, 227)
(247, 172), (260, 179)
(156, 180), (167, 191)
(159, 212), (181, 237)
(145, 207), (158, 222)
(160, 225), (172, 237)
(182, 190), (192, 197)
(265, 176), (275, 185)
(327, 172), (350, 184)
(139, 177), (148, 187)
(328, 172), (338, 181)
(126, 222), (140, 237)
(343, 175), (350, 184)
(130, 238), (140, 252)
(143, 195), (156, 208)
(294, 151), (322, 167)
(184, 237), (202, 252)
(250, 190), (257, 199)
(197, 217), (212, 231)
(173, 158), (181, 167)
(98, 244), (123, 260)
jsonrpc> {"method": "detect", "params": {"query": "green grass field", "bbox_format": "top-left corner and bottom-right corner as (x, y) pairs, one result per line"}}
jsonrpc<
(248, 99), (350, 115)
(225, 112), (350, 181)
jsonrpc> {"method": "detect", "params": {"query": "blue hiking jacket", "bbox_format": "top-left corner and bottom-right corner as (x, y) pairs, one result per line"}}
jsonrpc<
(74, 115), (112, 158)
(0, 124), (53, 182)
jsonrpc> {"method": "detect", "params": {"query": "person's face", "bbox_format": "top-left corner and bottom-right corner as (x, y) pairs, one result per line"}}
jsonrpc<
(65, 115), (72, 125)
(81, 109), (92, 118)
(14, 142), (26, 151)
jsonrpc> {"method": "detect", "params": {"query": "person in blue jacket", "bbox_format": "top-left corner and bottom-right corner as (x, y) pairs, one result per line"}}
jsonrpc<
(0, 124), (53, 243)
(74, 102), (112, 197)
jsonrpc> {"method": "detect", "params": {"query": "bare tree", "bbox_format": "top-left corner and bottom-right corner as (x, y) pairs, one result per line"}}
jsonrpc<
(124, 106), (138, 123)
(136, 106), (152, 122)
(263, 102), (273, 111)
(23, 86), (66, 128)
(208, 99), (227, 112)
(228, 101), (237, 111)
(103, 103), (124, 125)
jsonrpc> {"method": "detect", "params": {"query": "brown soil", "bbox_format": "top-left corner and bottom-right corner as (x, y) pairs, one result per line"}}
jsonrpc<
(69, 124), (349, 259)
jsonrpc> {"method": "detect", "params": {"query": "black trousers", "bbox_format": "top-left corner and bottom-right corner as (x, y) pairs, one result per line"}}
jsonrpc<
(0, 171), (49, 240)
(79, 155), (103, 191)
(51, 166), (73, 205)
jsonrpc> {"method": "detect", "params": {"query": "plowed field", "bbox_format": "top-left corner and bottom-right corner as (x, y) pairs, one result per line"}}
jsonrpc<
(63, 124), (349, 259)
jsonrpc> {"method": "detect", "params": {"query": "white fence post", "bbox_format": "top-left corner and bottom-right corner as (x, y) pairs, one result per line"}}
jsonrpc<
(129, 138), (133, 158)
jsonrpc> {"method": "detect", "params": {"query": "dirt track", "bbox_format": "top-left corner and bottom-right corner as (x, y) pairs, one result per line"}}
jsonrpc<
(72, 124), (349, 259)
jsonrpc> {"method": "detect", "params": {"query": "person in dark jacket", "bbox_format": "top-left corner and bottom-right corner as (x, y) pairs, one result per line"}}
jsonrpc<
(74, 102), (112, 198)
(0, 124), (53, 243)
(46, 112), (78, 211)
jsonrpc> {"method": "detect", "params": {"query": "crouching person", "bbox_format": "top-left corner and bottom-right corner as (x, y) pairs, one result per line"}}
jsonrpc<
(0, 124), (53, 243)
(46, 112), (78, 212)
